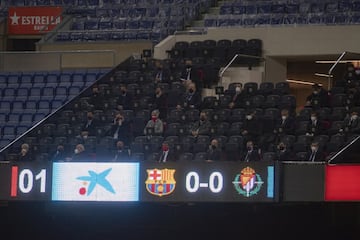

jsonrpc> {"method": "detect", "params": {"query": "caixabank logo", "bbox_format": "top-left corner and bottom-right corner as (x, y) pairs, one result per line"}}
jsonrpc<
(52, 162), (139, 201)
(232, 166), (264, 197)
(145, 168), (176, 197)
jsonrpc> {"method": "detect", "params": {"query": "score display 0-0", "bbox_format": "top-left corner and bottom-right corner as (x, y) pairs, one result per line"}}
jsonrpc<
(0, 161), (278, 202)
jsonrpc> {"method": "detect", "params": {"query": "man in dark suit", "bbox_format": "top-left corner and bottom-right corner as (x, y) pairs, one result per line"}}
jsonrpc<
(112, 140), (130, 162)
(228, 83), (249, 109)
(179, 59), (202, 91)
(81, 110), (99, 136)
(153, 60), (171, 84)
(50, 144), (67, 162)
(276, 141), (295, 161)
(306, 111), (326, 137)
(274, 108), (296, 136)
(158, 141), (176, 163)
(241, 140), (261, 162)
(177, 82), (202, 110)
(339, 110), (360, 140)
(153, 86), (168, 120)
(107, 112), (132, 147)
(241, 109), (263, 144)
(306, 142), (326, 162)
(206, 138), (222, 161)
(116, 84), (134, 110)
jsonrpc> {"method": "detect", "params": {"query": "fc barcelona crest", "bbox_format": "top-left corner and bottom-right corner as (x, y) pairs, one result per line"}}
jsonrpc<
(145, 168), (176, 197)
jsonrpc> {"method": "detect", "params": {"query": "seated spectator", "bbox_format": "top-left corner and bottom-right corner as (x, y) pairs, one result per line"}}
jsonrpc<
(116, 84), (134, 110)
(158, 141), (176, 163)
(71, 144), (90, 162)
(275, 141), (295, 161)
(144, 109), (164, 136)
(206, 138), (222, 161)
(274, 108), (296, 138)
(179, 59), (202, 90)
(107, 112), (132, 147)
(81, 110), (99, 136)
(305, 83), (329, 109)
(50, 143), (67, 162)
(153, 59), (171, 84)
(87, 85), (105, 110)
(112, 140), (130, 162)
(240, 140), (261, 162)
(306, 111), (326, 137)
(177, 82), (202, 110)
(153, 86), (168, 121)
(75, 130), (90, 144)
(306, 142), (326, 162)
(241, 109), (263, 144)
(339, 110), (360, 139)
(228, 83), (249, 109)
(344, 86), (360, 112)
(18, 143), (33, 161)
(188, 110), (212, 138)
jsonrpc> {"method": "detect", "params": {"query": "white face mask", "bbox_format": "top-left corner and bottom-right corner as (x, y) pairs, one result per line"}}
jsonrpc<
(235, 87), (241, 93)
(246, 115), (252, 120)
(74, 149), (79, 154)
(351, 115), (358, 120)
(311, 146), (317, 152)
(281, 115), (287, 121)
(310, 116), (317, 121)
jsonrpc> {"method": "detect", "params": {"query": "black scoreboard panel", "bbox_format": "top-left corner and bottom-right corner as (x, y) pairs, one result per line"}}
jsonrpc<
(0, 161), (278, 202)
(0, 161), (52, 201)
(140, 161), (278, 202)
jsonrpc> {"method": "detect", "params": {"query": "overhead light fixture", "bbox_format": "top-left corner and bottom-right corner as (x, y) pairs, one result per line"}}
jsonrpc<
(286, 79), (323, 86)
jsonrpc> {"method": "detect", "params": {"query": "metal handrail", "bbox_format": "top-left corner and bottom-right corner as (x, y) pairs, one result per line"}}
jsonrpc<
(218, 53), (265, 85)
(327, 135), (360, 165)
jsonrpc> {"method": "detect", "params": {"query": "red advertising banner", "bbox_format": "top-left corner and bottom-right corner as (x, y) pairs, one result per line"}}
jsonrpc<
(8, 7), (63, 35)
(325, 165), (360, 201)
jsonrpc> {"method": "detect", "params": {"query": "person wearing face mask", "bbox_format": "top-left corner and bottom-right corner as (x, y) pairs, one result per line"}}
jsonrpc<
(339, 110), (360, 139)
(276, 142), (295, 161)
(180, 59), (201, 90)
(144, 109), (164, 136)
(344, 87), (360, 112)
(107, 112), (132, 147)
(87, 85), (105, 111)
(71, 144), (89, 162)
(205, 138), (222, 162)
(189, 110), (212, 137)
(306, 111), (325, 137)
(274, 108), (295, 137)
(177, 82), (202, 110)
(241, 109), (263, 144)
(241, 140), (261, 162)
(153, 86), (168, 120)
(228, 84), (248, 109)
(81, 111), (99, 136)
(306, 142), (326, 162)
(158, 141), (176, 163)
(112, 140), (130, 162)
(305, 83), (329, 109)
(50, 144), (67, 162)
(116, 84), (134, 110)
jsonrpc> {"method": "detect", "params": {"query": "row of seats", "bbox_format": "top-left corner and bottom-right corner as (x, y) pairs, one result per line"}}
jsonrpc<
(204, 12), (360, 27)
(218, 1), (359, 15)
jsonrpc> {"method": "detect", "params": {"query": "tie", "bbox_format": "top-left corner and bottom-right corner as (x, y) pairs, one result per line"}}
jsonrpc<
(187, 69), (191, 80)
(245, 152), (250, 162)
(309, 151), (315, 161)
(160, 151), (166, 162)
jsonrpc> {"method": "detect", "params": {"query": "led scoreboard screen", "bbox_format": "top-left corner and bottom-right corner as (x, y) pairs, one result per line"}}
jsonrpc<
(0, 161), (278, 203)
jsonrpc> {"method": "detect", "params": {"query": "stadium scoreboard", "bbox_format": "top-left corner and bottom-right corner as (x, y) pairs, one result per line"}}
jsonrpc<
(0, 161), (279, 203)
